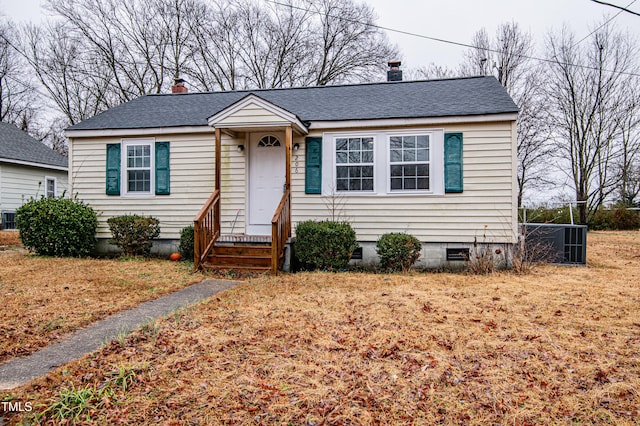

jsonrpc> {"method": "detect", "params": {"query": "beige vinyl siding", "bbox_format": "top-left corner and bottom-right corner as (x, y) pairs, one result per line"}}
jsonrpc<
(70, 118), (516, 244)
(290, 120), (517, 244)
(70, 132), (246, 240)
(217, 104), (290, 126)
(219, 135), (247, 234)
(0, 163), (68, 211)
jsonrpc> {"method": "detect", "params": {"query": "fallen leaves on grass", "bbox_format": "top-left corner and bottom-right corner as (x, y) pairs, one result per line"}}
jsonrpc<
(0, 252), (205, 362)
(0, 230), (20, 246)
(4, 231), (640, 425)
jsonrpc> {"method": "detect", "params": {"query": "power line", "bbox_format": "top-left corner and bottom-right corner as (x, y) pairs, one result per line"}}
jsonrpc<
(590, 0), (640, 16)
(574, 0), (638, 46)
(264, 0), (640, 78)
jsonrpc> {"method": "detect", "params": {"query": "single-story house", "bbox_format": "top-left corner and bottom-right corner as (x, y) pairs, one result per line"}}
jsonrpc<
(0, 122), (69, 230)
(65, 67), (519, 272)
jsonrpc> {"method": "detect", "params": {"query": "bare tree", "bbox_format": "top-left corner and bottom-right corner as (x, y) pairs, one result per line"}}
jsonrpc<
(21, 22), (115, 125)
(44, 0), (206, 100)
(460, 28), (491, 77)
(186, 0), (397, 90)
(545, 24), (639, 223)
(462, 22), (550, 207)
(461, 22), (533, 93)
(234, 0), (314, 89)
(0, 18), (39, 131)
(516, 70), (554, 207)
(615, 93), (640, 206)
(186, 0), (243, 91)
(307, 0), (397, 85)
(409, 63), (457, 80)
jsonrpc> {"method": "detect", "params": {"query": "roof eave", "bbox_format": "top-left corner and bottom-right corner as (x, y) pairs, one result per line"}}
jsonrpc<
(308, 112), (519, 130)
(65, 125), (214, 138)
(1, 157), (68, 171)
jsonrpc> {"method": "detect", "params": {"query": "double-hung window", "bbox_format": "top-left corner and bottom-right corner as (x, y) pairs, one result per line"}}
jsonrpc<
(124, 140), (153, 195)
(106, 139), (170, 196)
(45, 177), (57, 198)
(335, 136), (374, 192)
(324, 130), (444, 196)
(389, 134), (430, 191)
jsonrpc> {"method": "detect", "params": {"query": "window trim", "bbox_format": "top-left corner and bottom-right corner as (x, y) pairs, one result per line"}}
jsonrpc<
(387, 133), (432, 194)
(322, 129), (444, 197)
(334, 134), (376, 193)
(44, 176), (57, 198)
(121, 138), (155, 197)
(1, 211), (17, 230)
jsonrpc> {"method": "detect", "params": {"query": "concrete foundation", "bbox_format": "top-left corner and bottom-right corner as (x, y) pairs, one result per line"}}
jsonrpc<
(96, 238), (512, 270)
(96, 238), (179, 258)
(348, 241), (512, 270)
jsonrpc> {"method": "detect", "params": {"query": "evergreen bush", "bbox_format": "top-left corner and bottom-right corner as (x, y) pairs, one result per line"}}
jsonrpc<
(107, 215), (160, 256)
(16, 196), (98, 257)
(589, 207), (640, 230)
(178, 225), (194, 261)
(294, 220), (358, 271)
(376, 232), (422, 272)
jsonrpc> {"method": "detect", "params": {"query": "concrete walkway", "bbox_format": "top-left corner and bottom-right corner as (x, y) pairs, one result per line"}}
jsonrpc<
(0, 279), (238, 390)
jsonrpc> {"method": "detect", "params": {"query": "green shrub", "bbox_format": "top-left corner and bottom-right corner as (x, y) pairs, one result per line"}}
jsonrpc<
(376, 232), (422, 272)
(16, 196), (97, 257)
(107, 215), (160, 256)
(589, 207), (640, 230)
(294, 220), (358, 271)
(178, 225), (194, 261)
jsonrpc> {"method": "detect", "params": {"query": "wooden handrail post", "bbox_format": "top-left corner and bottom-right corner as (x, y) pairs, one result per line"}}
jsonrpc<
(285, 126), (292, 191)
(215, 127), (221, 192)
(271, 221), (278, 274)
(193, 189), (220, 270)
(271, 188), (291, 275)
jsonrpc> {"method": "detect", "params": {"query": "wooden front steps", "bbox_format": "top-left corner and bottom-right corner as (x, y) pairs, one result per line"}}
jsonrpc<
(203, 240), (272, 272)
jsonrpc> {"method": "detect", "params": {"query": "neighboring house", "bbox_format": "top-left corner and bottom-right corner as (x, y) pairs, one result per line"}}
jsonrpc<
(0, 122), (69, 230)
(66, 67), (518, 271)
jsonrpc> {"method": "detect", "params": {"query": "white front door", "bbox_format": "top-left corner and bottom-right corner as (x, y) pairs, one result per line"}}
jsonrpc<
(247, 132), (286, 235)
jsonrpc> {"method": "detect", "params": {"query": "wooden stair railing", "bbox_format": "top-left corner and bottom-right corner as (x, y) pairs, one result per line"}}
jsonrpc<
(271, 188), (291, 274)
(194, 189), (220, 270)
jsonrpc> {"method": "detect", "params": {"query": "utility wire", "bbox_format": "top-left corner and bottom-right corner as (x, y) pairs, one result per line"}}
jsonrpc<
(574, 0), (638, 46)
(590, 0), (640, 16)
(264, 0), (640, 78)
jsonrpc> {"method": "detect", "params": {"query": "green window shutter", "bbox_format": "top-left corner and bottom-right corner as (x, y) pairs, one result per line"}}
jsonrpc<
(106, 143), (121, 195)
(305, 137), (322, 194)
(155, 141), (170, 195)
(444, 132), (463, 193)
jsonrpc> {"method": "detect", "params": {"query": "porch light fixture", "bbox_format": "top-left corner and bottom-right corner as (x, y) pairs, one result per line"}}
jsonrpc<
(237, 144), (245, 152)
(293, 143), (300, 151)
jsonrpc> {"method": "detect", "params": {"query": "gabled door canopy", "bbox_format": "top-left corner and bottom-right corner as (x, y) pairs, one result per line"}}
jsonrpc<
(207, 93), (308, 135)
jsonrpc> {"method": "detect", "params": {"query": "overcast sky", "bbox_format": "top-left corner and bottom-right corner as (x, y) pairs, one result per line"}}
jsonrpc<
(2, 0), (639, 71)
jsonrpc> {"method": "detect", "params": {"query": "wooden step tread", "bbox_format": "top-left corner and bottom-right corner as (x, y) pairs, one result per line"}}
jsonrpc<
(212, 245), (272, 257)
(201, 262), (270, 272)
(207, 254), (271, 267)
(217, 235), (272, 244)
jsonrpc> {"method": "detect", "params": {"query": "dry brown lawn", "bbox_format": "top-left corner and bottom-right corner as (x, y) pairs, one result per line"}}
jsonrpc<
(0, 252), (205, 362)
(0, 231), (21, 247)
(2, 231), (640, 425)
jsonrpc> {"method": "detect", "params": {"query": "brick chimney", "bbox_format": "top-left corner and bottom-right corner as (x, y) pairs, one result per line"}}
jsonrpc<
(171, 78), (188, 94)
(387, 61), (402, 82)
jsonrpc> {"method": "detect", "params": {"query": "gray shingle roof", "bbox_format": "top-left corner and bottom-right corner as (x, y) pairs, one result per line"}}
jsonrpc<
(0, 122), (68, 169)
(68, 76), (518, 131)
